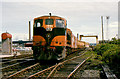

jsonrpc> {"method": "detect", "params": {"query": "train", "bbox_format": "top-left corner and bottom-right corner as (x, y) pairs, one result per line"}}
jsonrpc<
(32, 13), (89, 61)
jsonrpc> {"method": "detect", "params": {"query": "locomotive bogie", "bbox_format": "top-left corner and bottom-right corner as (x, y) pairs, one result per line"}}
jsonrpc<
(33, 46), (57, 61)
(33, 46), (67, 61)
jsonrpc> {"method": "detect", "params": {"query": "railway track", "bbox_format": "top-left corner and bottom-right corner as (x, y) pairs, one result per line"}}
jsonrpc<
(28, 52), (91, 78)
(1, 56), (33, 68)
(7, 63), (55, 78)
(1, 58), (36, 78)
(5, 50), (90, 78)
(7, 63), (40, 78)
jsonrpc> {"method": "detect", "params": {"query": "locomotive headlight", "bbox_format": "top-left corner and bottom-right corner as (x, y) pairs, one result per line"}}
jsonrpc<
(46, 33), (51, 38)
(46, 28), (52, 31)
(47, 34), (50, 38)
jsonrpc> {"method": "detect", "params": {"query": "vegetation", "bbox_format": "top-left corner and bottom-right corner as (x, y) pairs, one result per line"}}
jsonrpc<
(93, 37), (120, 78)
(94, 43), (120, 64)
(109, 37), (120, 44)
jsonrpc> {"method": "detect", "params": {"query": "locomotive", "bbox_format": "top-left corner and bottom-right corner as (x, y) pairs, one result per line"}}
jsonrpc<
(32, 13), (89, 61)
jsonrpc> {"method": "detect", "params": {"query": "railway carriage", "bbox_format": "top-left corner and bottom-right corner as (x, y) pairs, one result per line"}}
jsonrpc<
(32, 13), (89, 61)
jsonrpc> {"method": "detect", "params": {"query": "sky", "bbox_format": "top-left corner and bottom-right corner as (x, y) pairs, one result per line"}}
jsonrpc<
(0, 0), (119, 43)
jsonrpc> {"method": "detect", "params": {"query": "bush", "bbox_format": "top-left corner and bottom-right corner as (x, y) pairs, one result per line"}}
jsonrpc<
(94, 43), (120, 65)
(94, 44), (112, 55)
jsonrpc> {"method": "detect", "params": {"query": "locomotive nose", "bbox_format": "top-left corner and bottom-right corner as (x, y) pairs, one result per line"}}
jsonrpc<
(46, 33), (51, 46)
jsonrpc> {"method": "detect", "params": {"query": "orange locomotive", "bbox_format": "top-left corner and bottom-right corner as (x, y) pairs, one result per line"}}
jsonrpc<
(32, 13), (89, 61)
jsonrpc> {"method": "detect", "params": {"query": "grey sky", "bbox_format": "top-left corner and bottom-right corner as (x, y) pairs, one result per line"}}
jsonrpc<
(0, 0), (119, 43)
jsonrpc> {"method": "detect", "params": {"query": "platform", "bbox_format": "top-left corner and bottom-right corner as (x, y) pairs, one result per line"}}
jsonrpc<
(0, 52), (21, 58)
(0, 54), (14, 58)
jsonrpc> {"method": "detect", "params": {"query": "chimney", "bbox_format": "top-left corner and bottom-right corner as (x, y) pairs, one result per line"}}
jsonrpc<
(77, 33), (79, 40)
(29, 21), (31, 41)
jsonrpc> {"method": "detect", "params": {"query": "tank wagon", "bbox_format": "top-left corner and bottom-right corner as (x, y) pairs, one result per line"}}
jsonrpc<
(32, 13), (89, 61)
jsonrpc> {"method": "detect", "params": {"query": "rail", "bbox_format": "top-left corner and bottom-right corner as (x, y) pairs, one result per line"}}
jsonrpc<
(67, 56), (91, 79)
(28, 64), (57, 78)
(102, 64), (118, 79)
(7, 63), (39, 78)
(2, 56), (33, 64)
(1, 59), (33, 71)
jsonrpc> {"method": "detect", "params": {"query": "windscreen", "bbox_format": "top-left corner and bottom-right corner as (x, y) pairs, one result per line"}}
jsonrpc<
(56, 19), (65, 28)
(45, 19), (54, 25)
(34, 19), (43, 27)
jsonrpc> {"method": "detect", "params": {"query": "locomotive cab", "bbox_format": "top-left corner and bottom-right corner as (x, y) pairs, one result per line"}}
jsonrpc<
(34, 17), (66, 30)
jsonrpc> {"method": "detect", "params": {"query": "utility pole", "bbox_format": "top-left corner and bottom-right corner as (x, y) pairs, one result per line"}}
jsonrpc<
(101, 16), (104, 42)
(29, 21), (31, 41)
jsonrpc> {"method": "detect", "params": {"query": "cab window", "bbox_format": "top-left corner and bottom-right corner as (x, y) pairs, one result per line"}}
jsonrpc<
(56, 19), (65, 28)
(45, 19), (53, 25)
(34, 19), (43, 27)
